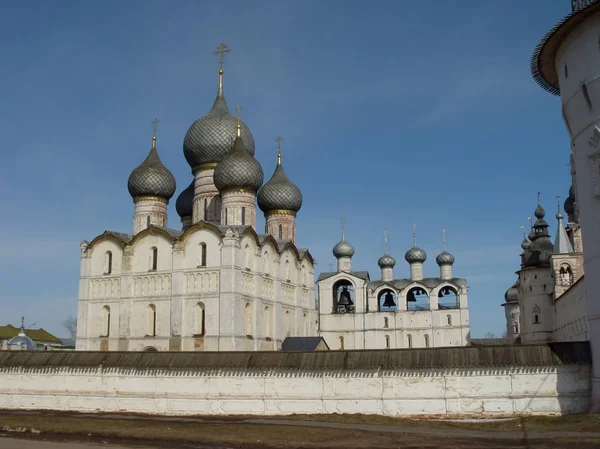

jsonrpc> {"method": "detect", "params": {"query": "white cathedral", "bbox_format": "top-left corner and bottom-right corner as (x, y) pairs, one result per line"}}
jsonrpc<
(75, 45), (471, 352)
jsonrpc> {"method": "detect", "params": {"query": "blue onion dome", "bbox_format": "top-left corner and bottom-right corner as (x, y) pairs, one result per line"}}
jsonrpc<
(435, 250), (455, 265)
(333, 233), (354, 259)
(257, 154), (303, 213)
(183, 78), (255, 169)
(405, 246), (427, 264)
(378, 253), (396, 268)
(128, 136), (176, 200)
(176, 180), (195, 218)
(214, 133), (264, 192)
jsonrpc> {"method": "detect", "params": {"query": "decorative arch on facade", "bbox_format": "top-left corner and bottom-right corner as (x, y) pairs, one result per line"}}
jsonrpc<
(437, 284), (459, 309)
(195, 302), (205, 336)
(129, 225), (175, 247)
(377, 287), (398, 312)
(406, 285), (430, 311)
(102, 305), (110, 337)
(87, 232), (128, 252)
(407, 334), (413, 348)
(332, 278), (355, 314)
(559, 264), (574, 286)
(244, 303), (252, 336)
(532, 304), (541, 324)
(147, 304), (157, 336)
(179, 221), (223, 245)
(424, 334), (430, 347)
(263, 305), (272, 339)
(198, 242), (207, 267)
(104, 251), (113, 275)
(150, 246), (158, 271)
(385, 334), (390, 349)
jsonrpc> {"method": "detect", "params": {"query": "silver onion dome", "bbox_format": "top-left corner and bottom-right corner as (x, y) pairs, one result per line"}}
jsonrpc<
(257, 157), (303, 213)
(333, 234), (354, 259)
(214, 134), (264, 192)
(176, 180), (194, 218)
(405, 246), (427, 264)
(128, 136), (176, 200)
(378, 253), (396, 268)
(435, 250), (455, 265)
(183, 79), (255, 169)
(8, 321), (36, 351)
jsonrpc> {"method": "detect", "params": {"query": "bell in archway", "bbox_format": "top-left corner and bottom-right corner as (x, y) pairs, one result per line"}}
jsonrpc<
(438, 290), (444, 298)
(338, 286), (353, 306)
(407, 290), (416, 302)
(382, 291), (396, 307)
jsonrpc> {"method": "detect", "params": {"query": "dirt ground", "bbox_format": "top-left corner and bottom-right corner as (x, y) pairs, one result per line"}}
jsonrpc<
(1, 410), (599, 449)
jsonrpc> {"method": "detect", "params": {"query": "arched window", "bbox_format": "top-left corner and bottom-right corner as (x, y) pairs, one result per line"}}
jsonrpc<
(533, 304), (541, 324)
(225, 208), (228, 225)
(264, 306), (271, 339)
(438, 286), (459, 309)
(378, 289), (397, 311)
(104, 251), (113, 275)
(150, 247), (158, 271)
(244, 303), (252, 336)
(332, 279), (355, 314)
(384, 317), (389, 328)
(195, 303), (205, 336)
(303, 313), (308, 335)
(199, 243), (207, 267)
(285, 310), (291, 337)
(559, 265), (574, 286)
(102, 305), (110, 337)
(203, 199), (208, 221)
(147, 304), (156, 336)
(447, 314), (452, 326)
(407, 334), (412, 348)
(406, 286), (430, 311)
(339, 336), (344, 350)
(424, 334), (430, 348)
(385, 335), (390, 349)
(146, 216), (151, 227)
(241, 207), (246, 226)
(278, 224), (283, 240)
(514, 323), (519, 334)
(285, 259), (290, 280)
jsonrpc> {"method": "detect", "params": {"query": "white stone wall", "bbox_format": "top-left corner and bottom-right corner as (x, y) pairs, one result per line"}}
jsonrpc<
(132, 196), (168, 235)
(554, 10), (600, 409)
(192, 166), (220, 226)
(554, 278), (588, 342)
(0, 365), (590, 417)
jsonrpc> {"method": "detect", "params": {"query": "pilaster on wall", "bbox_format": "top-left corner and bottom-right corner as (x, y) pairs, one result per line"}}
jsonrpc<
(221, 189), (257, 229)
(193, 165), (221, 226)
(133, 196), (168, 235)
(265, 211), (296, 243)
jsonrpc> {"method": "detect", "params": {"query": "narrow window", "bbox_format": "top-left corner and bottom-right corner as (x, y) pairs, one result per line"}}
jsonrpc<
(385, 335), (390, 349)
(534, 314), (540, 324)
(150, 247), (158, 271)
(147, 304), (156, 336)
(146, 215), (151, 227)
(514, 323), (519, 334)
(104, 251), (113, 275)
(407, 334), (412, 349)
(339, 336), (344, 350)
(200, 243), (207, 267)
(203, 199), (208, 220)
(195, 303), (205, 336)
(244, 303), (252, 336)
(384, 317), (389, 328)
(582, 83), (592, 110)
(264, 306), (271, 339)
(102, 305), (110, 337)
(225, 208), (228, 225)
(241, 207), (246, 226)
(424, 334), (430, 348)
(447, 314), (452, 326)
(278, 224), (283, 240)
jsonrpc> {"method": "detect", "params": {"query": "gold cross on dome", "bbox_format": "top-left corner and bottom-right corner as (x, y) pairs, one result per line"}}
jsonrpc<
(151, 118), (159, 137)
(213, 42), (231, 70)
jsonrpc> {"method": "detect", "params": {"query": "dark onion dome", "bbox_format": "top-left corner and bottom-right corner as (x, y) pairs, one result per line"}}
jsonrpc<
(521, 237), (530, 251)
(405, 246), (427, 264)
(333, 233), (354, 259)
(214, 132), (264, 192)
(183, 75), (255, 169)
(128, 136), (176, 200)
(504, 283), (519, 303)
(522, 199), (554, 268)
(257, 153), (303, 213)
(378, 253), (396, 269)
(435, 250), (455, 265)
(176, 180), (195, 218)
(534, 203), (545, 219)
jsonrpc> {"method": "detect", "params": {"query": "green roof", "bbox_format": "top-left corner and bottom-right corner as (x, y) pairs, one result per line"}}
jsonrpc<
(0, 325), (62, 344)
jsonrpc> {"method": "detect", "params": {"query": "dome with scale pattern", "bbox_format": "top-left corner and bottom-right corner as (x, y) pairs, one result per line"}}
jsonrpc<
(257, 161), (303, 213)
(214, 135), (263, 192)
(128, 137), (176, 200)
(435, 251), (455, 265)
(405, 246), (427, 264)
(176, 180), (194, 218)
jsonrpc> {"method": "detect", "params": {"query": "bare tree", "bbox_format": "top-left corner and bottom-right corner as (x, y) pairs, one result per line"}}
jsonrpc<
(483, 332), (497, 339)
(63, 316), (77, 340)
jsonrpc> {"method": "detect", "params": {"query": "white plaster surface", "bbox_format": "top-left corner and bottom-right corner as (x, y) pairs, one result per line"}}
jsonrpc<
(0, 365), (590, 417)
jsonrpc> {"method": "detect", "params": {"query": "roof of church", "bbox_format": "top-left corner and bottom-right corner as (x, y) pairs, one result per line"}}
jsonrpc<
(0, 325), (62, 344)
(317, 271), (370, 282)
(0, 341), (590, 369)
(281, 337), (329, 351)
(367, 277), (467, 290)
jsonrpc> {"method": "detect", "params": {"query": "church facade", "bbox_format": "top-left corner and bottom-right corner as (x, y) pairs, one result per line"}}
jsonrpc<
(76, 45), (317, 352)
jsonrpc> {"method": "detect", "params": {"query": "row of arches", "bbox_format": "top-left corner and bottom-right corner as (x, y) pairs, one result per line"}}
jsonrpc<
(332, 280), (459, 314)
(337, 333), (431, 349)
(101, 304), (161, 338)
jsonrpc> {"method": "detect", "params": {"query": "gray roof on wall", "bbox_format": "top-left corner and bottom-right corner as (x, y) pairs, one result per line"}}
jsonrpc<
(0, 342), (590, 370)
(281, 337), (329, 351)
(317, 271), (370, 282)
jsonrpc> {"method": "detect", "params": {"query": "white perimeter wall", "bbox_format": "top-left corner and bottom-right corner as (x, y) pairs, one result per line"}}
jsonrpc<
(0, 365), (591, 417)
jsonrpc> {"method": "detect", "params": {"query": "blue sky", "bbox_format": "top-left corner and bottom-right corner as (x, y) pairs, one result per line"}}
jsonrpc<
(0, 0), (572, 339)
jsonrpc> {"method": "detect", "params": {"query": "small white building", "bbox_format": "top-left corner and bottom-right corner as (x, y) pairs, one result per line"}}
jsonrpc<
(317, 230), (470, 350)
